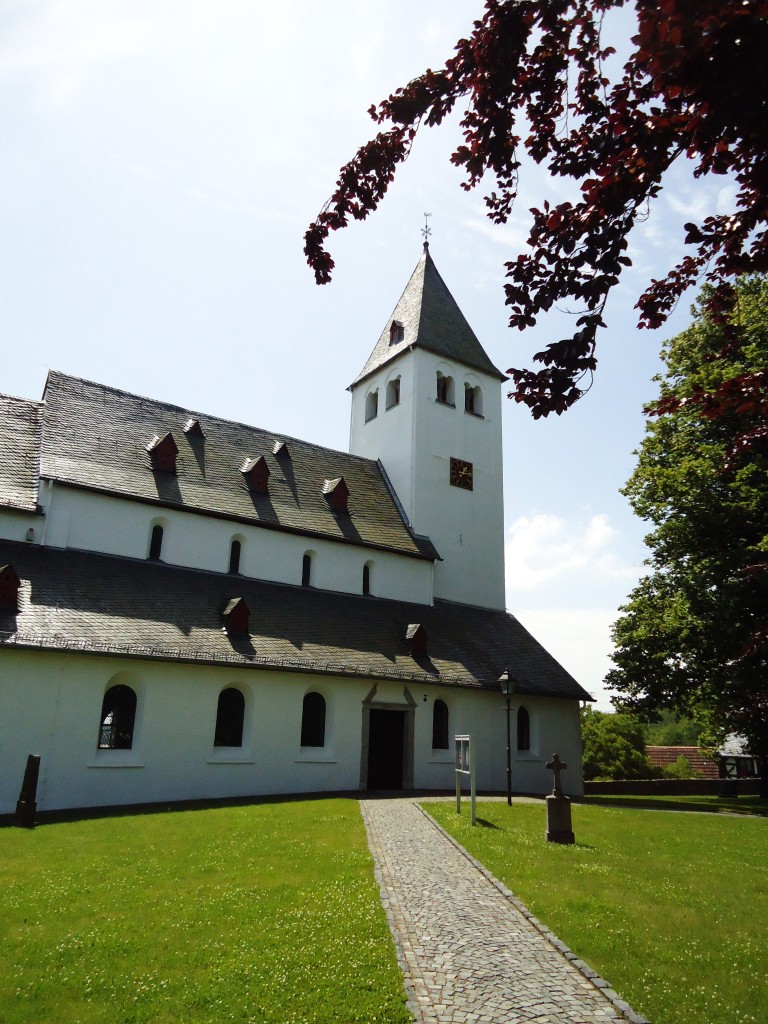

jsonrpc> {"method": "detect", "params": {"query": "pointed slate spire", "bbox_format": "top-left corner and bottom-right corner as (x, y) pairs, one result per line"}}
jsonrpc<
(351, 249), (506, 387)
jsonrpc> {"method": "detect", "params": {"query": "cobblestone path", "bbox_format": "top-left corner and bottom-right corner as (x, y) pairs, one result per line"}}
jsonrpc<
(361, 798), (643, 1024)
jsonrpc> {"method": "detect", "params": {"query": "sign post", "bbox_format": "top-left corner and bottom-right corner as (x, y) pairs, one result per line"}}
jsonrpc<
(454, 734), (476, 826)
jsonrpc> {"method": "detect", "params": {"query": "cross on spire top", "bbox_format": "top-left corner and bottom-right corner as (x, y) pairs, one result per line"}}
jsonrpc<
(421, 212), (432, 252)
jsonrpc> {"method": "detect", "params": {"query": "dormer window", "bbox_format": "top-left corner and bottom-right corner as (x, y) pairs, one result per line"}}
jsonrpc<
(147, 432), (179, 473)
(183, 418), (204, 437)
(389, 320), (404, 345)
(0, 563), (21, 610)
(386, 377), (401, 410)
(365, 389), (379, 422)
(464, 384), (483, 416)
(241, 455), (270, 494)
(436, 372), (455, 406)
(406, 623), (428, 658)
(273, 441), (290, 459)
(322, 477), (349, 514)
(223, 597), (250, 636)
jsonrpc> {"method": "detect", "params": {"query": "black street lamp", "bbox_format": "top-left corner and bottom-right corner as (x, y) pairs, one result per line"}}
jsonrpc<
(498, 668), (516, 806)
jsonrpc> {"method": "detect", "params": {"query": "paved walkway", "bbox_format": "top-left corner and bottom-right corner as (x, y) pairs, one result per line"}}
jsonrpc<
(361, 798), (646, 1024)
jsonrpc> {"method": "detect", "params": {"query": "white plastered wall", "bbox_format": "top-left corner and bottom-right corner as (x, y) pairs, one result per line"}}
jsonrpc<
(0, 647), (584, 814)
(36, 484), (433, 605)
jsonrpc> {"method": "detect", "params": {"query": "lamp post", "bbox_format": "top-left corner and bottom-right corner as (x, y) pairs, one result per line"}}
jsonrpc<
(498, 668), (516, 806)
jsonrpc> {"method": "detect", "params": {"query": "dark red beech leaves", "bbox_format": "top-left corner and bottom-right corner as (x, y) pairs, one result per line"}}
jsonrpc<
(305, 0), (768, 426)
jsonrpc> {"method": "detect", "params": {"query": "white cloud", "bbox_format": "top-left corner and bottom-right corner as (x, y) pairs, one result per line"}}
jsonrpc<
(514, 606), (619, 710)
(505, 511), (638, 591)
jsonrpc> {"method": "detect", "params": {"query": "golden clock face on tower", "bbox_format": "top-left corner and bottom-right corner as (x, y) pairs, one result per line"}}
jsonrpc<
(449, 457), (473, 491)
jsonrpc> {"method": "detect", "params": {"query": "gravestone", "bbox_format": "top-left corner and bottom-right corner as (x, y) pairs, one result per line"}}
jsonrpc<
(545, 753), (575, 844)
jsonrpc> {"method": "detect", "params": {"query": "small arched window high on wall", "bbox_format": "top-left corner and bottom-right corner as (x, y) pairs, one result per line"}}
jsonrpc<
(362, 561), (372, 596)
(436, 372), (455, 406)
(517, 706), (530, 751)
(432, 699), (449, 750)
(148, 523), (164, 560)
(214, 687), (245, 747)
(300, 691), (326, 747)
(228, 538), (242, 575)
(302, 552), (312, 588)
(98, 684), (137, 749)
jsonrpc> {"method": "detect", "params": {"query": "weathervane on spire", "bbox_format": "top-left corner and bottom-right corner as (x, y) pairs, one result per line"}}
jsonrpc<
(421, 212), (432, 252)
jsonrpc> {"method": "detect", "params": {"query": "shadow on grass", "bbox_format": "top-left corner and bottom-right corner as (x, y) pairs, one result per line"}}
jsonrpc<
(476, 817), (504, 830)
(578, 795), (768, 816)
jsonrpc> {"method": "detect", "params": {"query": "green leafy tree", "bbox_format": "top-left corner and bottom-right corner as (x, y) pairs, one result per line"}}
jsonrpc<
(580, 707), (652, 781)
(607, 277), (768, 793)
(642, 710), (701, 746)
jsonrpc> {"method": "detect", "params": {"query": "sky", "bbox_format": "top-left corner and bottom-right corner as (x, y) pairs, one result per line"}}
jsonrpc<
(0, 1), (735, 708)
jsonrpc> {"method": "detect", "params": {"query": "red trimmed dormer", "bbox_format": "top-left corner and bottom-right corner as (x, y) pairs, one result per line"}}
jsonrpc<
(273, 441), (290, 459)
(406, 623), (428, 658)
(241, 456), (270, 494)
(223, 597), (250, 636)
(0, 564), (21, 611)
(147, 432), (179, 473)
(322, 476), (349, 514)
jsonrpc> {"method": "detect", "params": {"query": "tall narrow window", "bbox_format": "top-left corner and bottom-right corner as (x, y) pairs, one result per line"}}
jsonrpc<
(362, 562), (371, 596)
(432, 699), (449, 750)
(517, 706), (530, 751)
(228, 539), (242, 574)
(148, 524), (164, 560)
(464, 384), (483, 415)
(302, 553), (312, 587)
(98, 685), (137, 749)
(300, 692), (326, 747)
(214, 687), (245, 747)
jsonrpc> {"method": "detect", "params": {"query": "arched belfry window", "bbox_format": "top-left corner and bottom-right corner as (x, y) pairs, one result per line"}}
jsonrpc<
(300, 691), (326, 747)
(432, 699), (449, 750)
(517, 706), (530, 752)
(436, 372), (455, 406)
(365, 389), (379, 422)
(214, 687), (245, 747)
(148, 523), (164, 560)
(386, 376), (401, 409)
(228, 538), (242, 575)
(98, 685), (137, 749)
(464, 383), (483, 416)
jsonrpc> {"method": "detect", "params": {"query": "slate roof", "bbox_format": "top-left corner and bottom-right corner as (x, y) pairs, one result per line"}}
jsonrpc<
(38, 371), (435, 560)
(352, 248), (507, 387)
(0, 394), (43, 513)
(0, 541), (592, 700)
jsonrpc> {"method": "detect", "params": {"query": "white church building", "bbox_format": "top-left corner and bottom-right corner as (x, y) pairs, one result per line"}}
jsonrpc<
(0, 246), (591, 815)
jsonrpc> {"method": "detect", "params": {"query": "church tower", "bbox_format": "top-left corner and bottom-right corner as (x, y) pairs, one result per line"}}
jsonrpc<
(349, 246), (507, 611)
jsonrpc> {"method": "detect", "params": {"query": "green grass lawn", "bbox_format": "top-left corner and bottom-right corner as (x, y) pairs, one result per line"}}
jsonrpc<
(424, 799), (767, 1024)
(0, 799), (410, 1024)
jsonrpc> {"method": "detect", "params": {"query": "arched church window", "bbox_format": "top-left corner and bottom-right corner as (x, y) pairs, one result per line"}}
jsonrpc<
(365, 389), (379, 421)
(300, 691), (326, 747)
(214, 687), (245, 747)
(386, 376), (401, 409)
(517, 706), (530, 751)
(228, 538), (242, 575)
(362, 561), (373, 596)
(436, 372), (455, 406)
(302, 552), (312, 588)
(432, 699), (449, 750)
(148, 523), (164, 560)
(98, 684), (137, 749)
